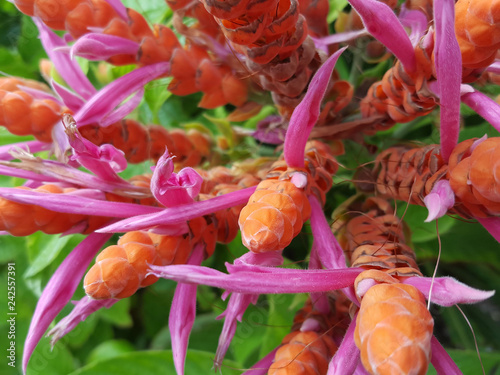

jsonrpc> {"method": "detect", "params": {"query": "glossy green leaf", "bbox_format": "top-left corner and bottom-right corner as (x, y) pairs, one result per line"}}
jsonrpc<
(121, 0), (170, 24)
(86, 340), (135, 364)
(24, 234), (83, 278)
(98, 298), (132, 328)
(230, 303), (270, 367)
(144, 79), (172, 124)
(67, 350), (242, 375)
(395, 204), (456, 244)
(328, 0), (348, 23)
(26, 338), (76, 375)
(259, 293), (306, 358)
(428, 349), (500, 375)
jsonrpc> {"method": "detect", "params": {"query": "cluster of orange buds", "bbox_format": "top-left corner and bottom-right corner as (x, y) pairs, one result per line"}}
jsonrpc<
(167, 42), (249, 108)
(366, 137), (500, 219)
(84, 216), (217, 299)
(15, 0), (250, 108)
(15, 0), (177, 65)
(334, 197), (434, 375)
(239, 140), (339, 253)
(267, 293), (351, 374)
(359, 0), (500, 132)
(0, 76), (218, 167)
(199, 0), (325, 112)
(6, 0), (499, 374)
(83, 162), (262, 300)
(80, 120), (214, 166)
(0, 183), (133, 236)
(0, 77), (64, 142)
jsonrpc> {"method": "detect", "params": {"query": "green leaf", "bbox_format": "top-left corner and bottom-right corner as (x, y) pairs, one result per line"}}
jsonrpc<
(417, 219), (500, 265)
(328, 0), (348, 23)
(459, 121), (499, 142)
(144, 79), (172, 123)
(140, 279), (179, 339)
(26, 338), (76, 375)
(229, 302), (270, 367)
(70, 320), (115, 365)
(395, 204), (456, 244)
(67, 350), (242, 375)
(98, 298), (132, 328)
(0, 6), (22, 47)
(17, 17), (46, 68)
(121, 0), (169, 24)
(24, 234), (84, 278)
(259, 294), (305, 358)
(0, 46), (39, 79)
(0, 235), (25, 264)
(427, 349), (500, 375)
(86, 340), (135, 364)
(0, 127), (34, 145)
(110, 65), (137, 80)
(205, 114), (235, 149)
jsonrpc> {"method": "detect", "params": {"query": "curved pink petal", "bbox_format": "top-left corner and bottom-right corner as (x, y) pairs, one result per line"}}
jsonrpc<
(17, 84), (61, 103)
(48, 296), (117, 346)
(399, 6), (428, 46)
(64, 115), (127, 182)
(309, 195), (358, 304)
(103, 0), (128, 20)
(232, 250), (284, 268)
(348, 0), (416, 72)
(461, 89), (500, 133)
(70, 33), (140, 61)
(149, 264), (362, 294)
(100, 89), (144, 127)
(424, 180), (455, 222)
(33, 18), (96, 100)
(403, 276), (495, 306)
(486, 61), (500, 74)
(23, 232), (112, 373)
(215, 293), (259, 369)
(434, 0), (461, 161)
(0, 165), (60, 182)
(98, 187), (256, 233)
(309, 195), (348, 269)
(327, 319), (359, 375)
(169, 244), (204, 375)
(214, 252), (283, 367)
(0, 188), (161, 217)
(152, 150), (203, 206)
(0, 154), (137, 193)
(0, 141), (51, 161)
(284, 47), (347, 167)
(74, 62), (169, 126)
(312, 29), (368, 52)
(431, 336), (463, 375)
(51, 80), (85, 112)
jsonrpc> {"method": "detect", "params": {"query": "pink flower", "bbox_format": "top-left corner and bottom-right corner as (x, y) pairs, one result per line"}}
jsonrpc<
(424, 180), (455, 222)
(23, 233), (112, 373)
(151, 150), (203, 207)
